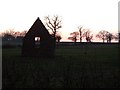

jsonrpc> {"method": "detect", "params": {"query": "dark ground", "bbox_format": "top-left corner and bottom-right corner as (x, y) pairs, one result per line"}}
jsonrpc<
(2, 43), (120, 88)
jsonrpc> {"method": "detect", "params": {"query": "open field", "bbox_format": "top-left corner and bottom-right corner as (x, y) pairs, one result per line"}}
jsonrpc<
(2, 43), (120, 88)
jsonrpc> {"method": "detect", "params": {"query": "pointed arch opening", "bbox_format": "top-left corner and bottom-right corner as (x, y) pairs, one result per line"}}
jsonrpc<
(35, 37), (41, 48)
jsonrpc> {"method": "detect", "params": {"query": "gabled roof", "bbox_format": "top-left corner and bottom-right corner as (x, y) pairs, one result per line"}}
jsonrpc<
(22, 17), (55, 57)
(25, 17), (50, 37)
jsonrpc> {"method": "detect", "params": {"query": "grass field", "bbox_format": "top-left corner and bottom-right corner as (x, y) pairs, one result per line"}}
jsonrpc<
(2, 44), (120, 88)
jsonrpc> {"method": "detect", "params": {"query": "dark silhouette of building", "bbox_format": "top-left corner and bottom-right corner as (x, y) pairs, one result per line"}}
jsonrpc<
(22, 17), (55, 57)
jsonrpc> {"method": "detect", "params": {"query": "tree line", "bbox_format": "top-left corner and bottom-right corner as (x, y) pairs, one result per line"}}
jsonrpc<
(1, 15), (120, 43)
(68, 27), (119, 43)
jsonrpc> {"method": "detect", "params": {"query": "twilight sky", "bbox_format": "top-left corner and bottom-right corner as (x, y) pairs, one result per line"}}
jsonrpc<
(0, 0), (119, 41)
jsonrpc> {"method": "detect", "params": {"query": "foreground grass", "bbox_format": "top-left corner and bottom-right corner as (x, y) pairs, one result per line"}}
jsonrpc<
(2, 44), (120, 88)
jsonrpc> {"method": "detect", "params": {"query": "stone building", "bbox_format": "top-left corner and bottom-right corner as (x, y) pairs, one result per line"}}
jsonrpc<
(22, 17), (55, 57)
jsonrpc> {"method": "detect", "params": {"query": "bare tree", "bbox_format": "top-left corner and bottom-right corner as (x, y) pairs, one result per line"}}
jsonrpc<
(2, 29), (28, 42)
(78, 26), (86, 42)
(96, 30), (115, 43)
(56, 35), (62, 43)
(44, 15), (62, 42)
(83, 29), (93, 42)
(114, 33), (119, 41)
(68, 32), (79, 43)
(113, 33), (120, 43)
(2, 34), (15, 41)
(2, 29), (16, 40)
(96, 30), (108, 43)
(2, 30), (15, 42)
(105, 32), (114, 43)
(2, 29), (15, 37)
(19, 30), (27, 37)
